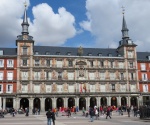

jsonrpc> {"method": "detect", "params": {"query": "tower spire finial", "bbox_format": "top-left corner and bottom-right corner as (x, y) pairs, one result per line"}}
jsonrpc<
(21, 1), (29, 35)
(121, 6), (129, 39)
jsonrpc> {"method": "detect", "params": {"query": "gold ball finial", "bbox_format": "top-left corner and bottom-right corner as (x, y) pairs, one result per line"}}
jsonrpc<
(24, 1), (27, 8)
(121, 6), (125, 15)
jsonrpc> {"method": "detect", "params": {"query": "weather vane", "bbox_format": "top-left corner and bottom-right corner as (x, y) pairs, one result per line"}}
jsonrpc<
(121, 6), (125, 15)
(24, 1), (27, 8)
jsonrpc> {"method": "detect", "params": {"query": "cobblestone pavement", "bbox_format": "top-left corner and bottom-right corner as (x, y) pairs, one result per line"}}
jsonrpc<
(0, 112), (149, 125)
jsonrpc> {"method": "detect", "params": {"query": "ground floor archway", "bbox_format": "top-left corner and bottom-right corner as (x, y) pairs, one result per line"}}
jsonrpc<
(90, 97), (97, 108)
(33, 98), (41, 110)
(101, 97), (107, 106)
(57, 98), (64, 109)
(45, 98), (52, 111)
(68, 98), (75, 108)
(79, 97), (86, 110)
(20, 98), (29, 109)
(131, 97), (137, 106)
(121, 97), (127, 106)
(111, 97), (117, 106)
(6, 98), (13, 108)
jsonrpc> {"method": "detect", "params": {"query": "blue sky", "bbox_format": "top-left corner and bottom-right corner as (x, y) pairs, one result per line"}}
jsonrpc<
(0, 0), (150, 51)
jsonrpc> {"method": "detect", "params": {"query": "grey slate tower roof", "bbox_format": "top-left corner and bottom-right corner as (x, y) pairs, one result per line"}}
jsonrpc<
(21, 3), (29, 35)
(122, 14), (129, 39)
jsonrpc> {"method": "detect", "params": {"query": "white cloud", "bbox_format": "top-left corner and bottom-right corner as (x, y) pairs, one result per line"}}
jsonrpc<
(29, 3), (76, 46)
(0, 1), (76, 47)
(80, 0), (150, 51)
(0, 0), (29, 47)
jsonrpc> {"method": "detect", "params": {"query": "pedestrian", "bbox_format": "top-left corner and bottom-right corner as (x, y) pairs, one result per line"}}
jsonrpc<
(127, 106), (130, 117)
(95, 108), (99, 120)
(52, 110), (56, 125)
(46, 109), (53, 125)
(90, 108), (95, 122)
(106, 106), (111, 119)
(25, 107), (29, 116)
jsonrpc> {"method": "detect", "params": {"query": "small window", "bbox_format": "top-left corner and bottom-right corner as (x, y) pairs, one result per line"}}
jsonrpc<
(108, 53), (112, 57)
(0, 84), (3, 93)
(112, 84), (115, 90)
(0, 50), (3, 55)
(46, 60), (50, 66)
(67, 52), (71, 56)
(98, 53), (102, 56)
(148, 56), (150, 60)
(23, 59), (27, 66)
(68, 60), (73, 67)
(35, 51), (39, 55)
(35, 60), (40, 66)
(23, 47), (27, 55)
(45, 52), (50, 55)
(58, 72), (62, 79)
(56, 52), (60, 55)
(88, 53), (92, 56)
(0, 60), (4, 67)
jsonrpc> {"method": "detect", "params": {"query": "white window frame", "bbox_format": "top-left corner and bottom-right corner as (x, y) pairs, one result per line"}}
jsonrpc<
(0, 72), (3, 80)
(142, 73), (147, 81)
(143, 84), (148, 92)
(0, 84), (3, 93)
(22, 72), (28, 80)
(22, 85), (28, 93)
(0, 59), (4, 67)
(6, 84), (13, 93)
(141, 63), (146, 71)
(7, 72), (13, 80)
(7, 59), (14, 67)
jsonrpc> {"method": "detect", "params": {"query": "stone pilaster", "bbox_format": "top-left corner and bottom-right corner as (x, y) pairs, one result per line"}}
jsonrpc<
(0, 97), (2, 110)
(29, 98), (33, 113)
(40, 97), (45, 112)
(3, 97), (6, 110)
(13, 97), (16, 109)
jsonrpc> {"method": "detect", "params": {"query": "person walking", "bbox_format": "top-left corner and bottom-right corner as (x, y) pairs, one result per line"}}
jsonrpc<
(90, 108), (95, 122)
(95, 108), (99, 120)
(127, 106), (130, 117)
(106, 106), (111, 119)
(46, 109), (53, 125)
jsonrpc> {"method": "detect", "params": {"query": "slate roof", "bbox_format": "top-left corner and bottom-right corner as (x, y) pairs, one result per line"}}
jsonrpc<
(137, 52), (150, 61)
(0, 48), (17, 55)
(0, 46), (150, 61)
(33, 46), (119, 57)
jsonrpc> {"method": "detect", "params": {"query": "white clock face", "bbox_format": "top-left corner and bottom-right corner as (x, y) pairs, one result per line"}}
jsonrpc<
(128, 40), (132, 44)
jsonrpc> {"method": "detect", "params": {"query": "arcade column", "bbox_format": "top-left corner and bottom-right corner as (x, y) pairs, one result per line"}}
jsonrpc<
(29, 98), (33, 112)
(40, 97), (45, 112)
(3, 97), (6, 110)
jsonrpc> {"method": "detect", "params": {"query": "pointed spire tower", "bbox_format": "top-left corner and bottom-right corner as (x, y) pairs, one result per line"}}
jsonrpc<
(16, 1), (33, 41)
(21, 2), (29, 35)
(121, 7), (129, 40)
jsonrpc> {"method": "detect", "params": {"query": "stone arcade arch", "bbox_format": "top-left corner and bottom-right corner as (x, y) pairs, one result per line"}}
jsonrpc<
(20, 98), (29, 109)
(6, 98), (13, 108)
(68, 98), (75, 108)
(111, 97), (117, 106)
(33, 98), (41, 109)
(45, 98), (52, 111)
(57, 98), (64, 109)
(90, 97), (97, 108)
(101, 97), (107, 106)
(131, 97), (137, 106)
(121, 97), (127, 106)
(79, 97), (86, 110)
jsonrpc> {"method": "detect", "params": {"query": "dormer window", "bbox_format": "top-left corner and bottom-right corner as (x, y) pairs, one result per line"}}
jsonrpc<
(67, 52), (71, 56)
(56, 52), (60, 55)
(108, 53), (112, 57)
(128, 40), (132, 44)
(98, 53), (102, 56)
(148, 56), (150, 60)
(35, 51), (39, 55)
(88, 53), (92, 56)
(0, 50), (3, 55)
(45, 51), (50, 55)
